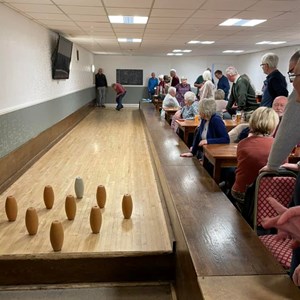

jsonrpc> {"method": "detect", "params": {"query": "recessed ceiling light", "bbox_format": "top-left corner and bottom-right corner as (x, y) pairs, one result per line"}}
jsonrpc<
(175, 53), (183, 56)
(167, 53), (174, 56)
(256, 41), (286, 45)
(219, 18), (266, 27)
(223, 50), (244, 53)
(109, 16), (148, 24)
(173, 49), (182, 52)
(182, 50), (192, 52)
(118, 38), (142, 43)
(187, 40), (215, 44)
(172, 49), (192, 53)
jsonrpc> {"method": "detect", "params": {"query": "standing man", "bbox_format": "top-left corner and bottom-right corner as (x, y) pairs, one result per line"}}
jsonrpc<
(95, 68), (108, 107)
(260, 53), (288, 107)
(147, 72), (158, 100)
(111, 83), (126, 111)
(214, 70), (230, 100)
(225, 66), (258, 115)
(170, 69), (180, 87)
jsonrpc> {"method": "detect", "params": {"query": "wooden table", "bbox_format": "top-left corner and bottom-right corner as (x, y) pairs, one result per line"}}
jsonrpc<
(163, 107), (180, 125)
(224, 119), (239, 132)
(176, 119), (239, 146)
(203, 143), (238, 184)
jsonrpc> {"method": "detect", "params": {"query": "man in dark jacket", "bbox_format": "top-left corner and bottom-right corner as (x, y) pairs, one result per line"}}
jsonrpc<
(260, 53), (288, 107)
(95, 68), (108, 107)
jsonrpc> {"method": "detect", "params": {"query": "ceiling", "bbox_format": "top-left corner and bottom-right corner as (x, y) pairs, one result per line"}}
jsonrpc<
(2, 0), (300, 56)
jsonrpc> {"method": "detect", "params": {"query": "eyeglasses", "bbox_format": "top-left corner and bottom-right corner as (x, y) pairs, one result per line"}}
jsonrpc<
(287, 72), (300, 82)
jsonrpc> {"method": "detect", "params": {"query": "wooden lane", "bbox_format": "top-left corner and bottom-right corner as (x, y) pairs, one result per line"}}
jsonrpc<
(0, 108), (172, 256)
(163, 107), (180, 125)
(140, 103), (300, 299)
(203, 143), (238, 184)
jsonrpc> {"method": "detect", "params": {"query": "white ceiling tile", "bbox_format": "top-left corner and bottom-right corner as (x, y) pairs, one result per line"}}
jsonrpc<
(53, 0), (102, 6)
(37, 19), (76, 26)
(25, 12), (69, 20)
(153, 0), (205, 9)
(69, 14), (108, 22)
(3, 0), (51, 3)
(151, 9), (194, 18)
(105, 8), (150, 15)
(7, 3), (61, 13)
(233, 10), (283, 19)
(148, 17), (186, 24)
(103, 0), (153, 8)
(192, 10), (238, 19)
(200, 0), (257, 10)
(59, 5), (106, 15)
(247, 0), (300, 11)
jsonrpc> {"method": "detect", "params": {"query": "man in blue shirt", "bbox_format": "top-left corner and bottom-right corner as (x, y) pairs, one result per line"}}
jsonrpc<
(147, 72), (158, 100)
(214, 70), (230, 100)
(260, 53), (288, 107)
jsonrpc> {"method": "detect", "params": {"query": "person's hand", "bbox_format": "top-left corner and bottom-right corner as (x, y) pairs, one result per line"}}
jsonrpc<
(259, 165), (278, 173)
(180, 152), (193, 157)
(199, 139), (207, 147)
(262, 197), (300, 242)
(293, 264), (300, 286)
(280, 163), (299, 172)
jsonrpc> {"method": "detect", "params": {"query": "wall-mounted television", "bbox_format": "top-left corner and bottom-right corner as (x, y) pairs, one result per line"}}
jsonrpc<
(52, 35), (73, 80)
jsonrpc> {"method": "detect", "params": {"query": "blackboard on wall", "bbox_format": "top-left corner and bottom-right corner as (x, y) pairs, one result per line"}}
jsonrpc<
(116, 69), (143, 85)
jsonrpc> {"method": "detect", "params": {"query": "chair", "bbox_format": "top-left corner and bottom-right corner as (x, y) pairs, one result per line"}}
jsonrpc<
(253, 170), (297, 270)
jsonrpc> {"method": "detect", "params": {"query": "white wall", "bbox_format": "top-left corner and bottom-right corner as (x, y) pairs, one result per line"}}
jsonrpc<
(236, 45), (300, 94)
(0, 4), (94, 115)
(94, 55), (237, 86)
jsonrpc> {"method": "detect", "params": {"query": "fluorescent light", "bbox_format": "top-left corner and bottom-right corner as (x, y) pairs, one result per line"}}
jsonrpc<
(219, 18), (266, 27)
(219, 18), (241, 26)
(256, 41), (286, 45)
(167, 53), (174, 56)
(118, 38), (142, 43)
(188, 40), (215, 44)
(172, 49), (192, 53)
(175, 53), (183, 56)
(242, 19), (266, 27)
(223, 50), (244, 53)
(201, 41), (215, 44)
(109, 15), (148, 24)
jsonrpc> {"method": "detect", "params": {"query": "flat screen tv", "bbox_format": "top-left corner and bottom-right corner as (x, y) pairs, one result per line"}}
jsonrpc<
(52, 35), (73, 79)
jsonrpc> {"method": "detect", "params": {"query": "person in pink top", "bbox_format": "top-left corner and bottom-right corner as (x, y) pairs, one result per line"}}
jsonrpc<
(231, 107), (279, 203)
(111, 83), (127, 111)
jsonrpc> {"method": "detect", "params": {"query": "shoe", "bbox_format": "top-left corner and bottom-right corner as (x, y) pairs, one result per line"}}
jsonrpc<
(115, 107), (120, 111)
(101, 105), (106, 108)
(120, 105), (124, 109)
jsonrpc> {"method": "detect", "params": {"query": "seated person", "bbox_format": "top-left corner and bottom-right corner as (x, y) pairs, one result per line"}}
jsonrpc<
(175, 76), (191, 107)
(215, 89), (228, 118)
(231, 107), (279, 203)
(180, 98), (230, 159)
(228, 113), (251, 143)
(161, 86), (180, 118)
(171, 91), (198, 131)
(272, 95), (288, 137)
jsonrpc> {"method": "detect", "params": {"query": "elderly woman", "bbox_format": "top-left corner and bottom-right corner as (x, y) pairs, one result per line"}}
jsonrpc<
(161, 86), (180, 118)
(215, 89), (227, 117)
(171, 91), (198, 131)
(231, 107), (279, 203)
(175, 76), (191, 107)
(199, 70), (215, 101)
(180, 98), (229, 158)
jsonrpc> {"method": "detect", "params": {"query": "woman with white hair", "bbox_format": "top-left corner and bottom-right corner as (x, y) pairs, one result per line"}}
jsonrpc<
(161, 86), (180, 118)
(199, 70), (215, 101)
(180, 98), (229, 158)
(171, 91), (198, 132)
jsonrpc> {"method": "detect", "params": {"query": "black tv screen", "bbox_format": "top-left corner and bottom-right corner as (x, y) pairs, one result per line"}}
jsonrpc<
(52, 35), (73, 79)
